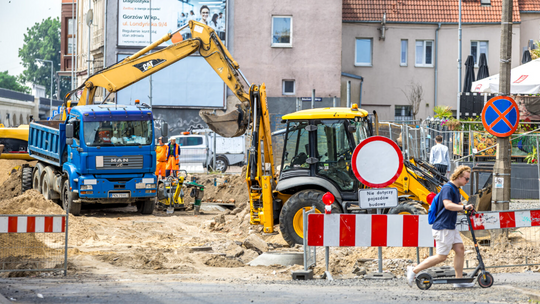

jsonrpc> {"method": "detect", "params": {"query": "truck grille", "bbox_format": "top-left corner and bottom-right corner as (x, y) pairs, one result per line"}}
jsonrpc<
(97, 155), (143, 170)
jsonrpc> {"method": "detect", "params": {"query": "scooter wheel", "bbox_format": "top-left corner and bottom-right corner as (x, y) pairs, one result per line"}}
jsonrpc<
(478, 272), (494, 288)
(416, 273), (433, 290)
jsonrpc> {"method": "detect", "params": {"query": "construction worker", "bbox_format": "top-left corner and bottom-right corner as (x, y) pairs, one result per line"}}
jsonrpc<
(155, 137), (168, 180)
(166, 137), (180, 177)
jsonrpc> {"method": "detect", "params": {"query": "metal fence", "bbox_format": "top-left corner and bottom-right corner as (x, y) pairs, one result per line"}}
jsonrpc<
(0, 215), (67, 274)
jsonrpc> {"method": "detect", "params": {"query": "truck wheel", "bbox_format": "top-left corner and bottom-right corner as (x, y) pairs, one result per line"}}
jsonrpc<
(210, 156), (229, 173)
(62, 180), (81, 216)
(279, 190), (342, 246)
(33, 169), (41, 193)
(21, 166), (33, 193)
(138, 199), (155, 215)
(388, 200), (427, 215)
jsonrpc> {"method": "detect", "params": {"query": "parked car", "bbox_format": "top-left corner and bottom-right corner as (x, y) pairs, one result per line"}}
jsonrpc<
(169, 129), (245, 173)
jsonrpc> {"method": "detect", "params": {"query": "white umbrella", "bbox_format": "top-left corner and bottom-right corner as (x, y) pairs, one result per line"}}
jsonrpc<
(471, 58), (540, 94)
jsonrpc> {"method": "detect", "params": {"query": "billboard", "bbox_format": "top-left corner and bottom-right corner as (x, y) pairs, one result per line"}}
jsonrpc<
(118, 0), (227, 47)
(117, 0), (227, 108)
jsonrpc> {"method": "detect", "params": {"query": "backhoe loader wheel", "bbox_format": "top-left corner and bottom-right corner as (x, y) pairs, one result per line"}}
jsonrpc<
(388, 200), (427, 215)
(21, 166), (33, 193)
(279, 190), (342, 246)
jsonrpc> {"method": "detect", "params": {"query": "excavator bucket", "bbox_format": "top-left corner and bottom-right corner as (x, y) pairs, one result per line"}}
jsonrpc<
(199, 104), (250, 138)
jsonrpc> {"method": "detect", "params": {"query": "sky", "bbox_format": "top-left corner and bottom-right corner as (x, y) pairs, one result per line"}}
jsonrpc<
(0, 0), (61, 77)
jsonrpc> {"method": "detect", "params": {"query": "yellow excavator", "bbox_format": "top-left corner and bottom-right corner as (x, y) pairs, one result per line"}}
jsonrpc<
(50, 20), (470, 245)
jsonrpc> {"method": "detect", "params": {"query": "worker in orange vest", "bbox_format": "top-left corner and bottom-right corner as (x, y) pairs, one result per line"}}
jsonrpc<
(166, 137), (181, 177)
(155, 137), (168, 180)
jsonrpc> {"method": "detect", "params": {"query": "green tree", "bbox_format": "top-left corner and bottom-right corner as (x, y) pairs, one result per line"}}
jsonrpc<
(18, 17), (71, 99)
(0, 71), (30, 93)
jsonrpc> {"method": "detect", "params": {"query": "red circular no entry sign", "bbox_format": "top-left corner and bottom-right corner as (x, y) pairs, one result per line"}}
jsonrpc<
(351, 136), (403, 188)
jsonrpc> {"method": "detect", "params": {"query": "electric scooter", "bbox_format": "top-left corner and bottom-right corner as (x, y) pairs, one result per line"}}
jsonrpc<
(415, 208), (494, 290)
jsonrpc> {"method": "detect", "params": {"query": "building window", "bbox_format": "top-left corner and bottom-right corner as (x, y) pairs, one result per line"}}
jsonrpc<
(67, 18), (75, 55)
(471, 41), (488, 66)
(355, 38), (372, 66)
(272, 16), (292, 47)
(480, 0), (491, 5)
(415, 40), (434, 67)
(400, 39), (408, 66)
(283, 80), (295, 95)
(395, 105), (413, 121)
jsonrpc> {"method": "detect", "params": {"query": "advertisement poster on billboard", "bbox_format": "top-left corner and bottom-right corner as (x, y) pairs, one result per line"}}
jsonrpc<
(119, 0), (227, 47)
(117, 0), (227, 108)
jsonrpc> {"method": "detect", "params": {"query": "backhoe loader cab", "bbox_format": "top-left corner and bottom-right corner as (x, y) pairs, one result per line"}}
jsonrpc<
(275, 106), (373, 245)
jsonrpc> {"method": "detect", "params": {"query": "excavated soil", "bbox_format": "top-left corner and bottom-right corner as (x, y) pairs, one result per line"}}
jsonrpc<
(0, 160), (539, 281)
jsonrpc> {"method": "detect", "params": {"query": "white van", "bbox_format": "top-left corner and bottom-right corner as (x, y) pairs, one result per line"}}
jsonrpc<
(169, 129), (245, 173)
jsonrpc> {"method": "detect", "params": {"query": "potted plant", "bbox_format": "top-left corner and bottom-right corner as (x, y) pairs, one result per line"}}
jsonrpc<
(444, 118), (461, 131)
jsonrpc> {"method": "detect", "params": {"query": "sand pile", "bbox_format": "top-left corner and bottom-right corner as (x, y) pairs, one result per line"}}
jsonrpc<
(0, 167), (23, 201)
(184, 173), (249, 206)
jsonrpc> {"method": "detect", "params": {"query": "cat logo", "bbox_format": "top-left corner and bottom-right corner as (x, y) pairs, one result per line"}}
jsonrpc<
(217, 67), (223, 73)
(133, 59), (166, 73)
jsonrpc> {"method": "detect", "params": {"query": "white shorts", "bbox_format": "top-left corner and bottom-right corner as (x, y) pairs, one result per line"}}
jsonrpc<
(432, 229), (463, 255)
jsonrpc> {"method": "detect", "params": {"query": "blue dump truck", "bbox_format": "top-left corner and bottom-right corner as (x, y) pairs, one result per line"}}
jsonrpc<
(23, 104), (160, 215)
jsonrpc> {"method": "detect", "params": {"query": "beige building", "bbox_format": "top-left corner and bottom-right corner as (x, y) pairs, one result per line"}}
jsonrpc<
(341, 0), (539, 121)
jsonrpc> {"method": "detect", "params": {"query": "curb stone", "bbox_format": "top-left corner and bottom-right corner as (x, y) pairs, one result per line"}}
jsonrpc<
(0, 292), (11, 304)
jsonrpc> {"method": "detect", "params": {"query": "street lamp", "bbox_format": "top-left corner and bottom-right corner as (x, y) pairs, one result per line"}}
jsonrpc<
(36, 58), (54, 118)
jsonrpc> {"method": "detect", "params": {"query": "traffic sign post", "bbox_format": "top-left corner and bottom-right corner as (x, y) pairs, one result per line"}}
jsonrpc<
(351, 136), (403, 276)
(481, 96), (517, 217)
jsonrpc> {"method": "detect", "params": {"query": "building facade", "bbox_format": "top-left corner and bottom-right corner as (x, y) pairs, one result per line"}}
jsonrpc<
(341, 0), (538, 121)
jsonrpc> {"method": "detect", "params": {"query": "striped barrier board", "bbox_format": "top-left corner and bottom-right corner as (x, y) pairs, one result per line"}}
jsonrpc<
(307, 209), (540, 248)
(0, 216), (66, 233)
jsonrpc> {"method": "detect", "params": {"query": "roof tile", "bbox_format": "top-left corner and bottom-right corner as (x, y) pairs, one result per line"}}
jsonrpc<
(518, 0), (540, 11)
(343, 0), (521, 23)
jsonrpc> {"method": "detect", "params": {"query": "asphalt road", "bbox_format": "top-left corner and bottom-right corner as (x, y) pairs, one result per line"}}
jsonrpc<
(1, 272), (539, 304)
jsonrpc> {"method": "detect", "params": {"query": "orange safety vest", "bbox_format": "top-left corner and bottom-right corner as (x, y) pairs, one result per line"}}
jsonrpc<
(156, 145), (168, 162)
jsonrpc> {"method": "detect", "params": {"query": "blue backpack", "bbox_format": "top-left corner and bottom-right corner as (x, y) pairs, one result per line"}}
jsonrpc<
(428, 184), (455, 225)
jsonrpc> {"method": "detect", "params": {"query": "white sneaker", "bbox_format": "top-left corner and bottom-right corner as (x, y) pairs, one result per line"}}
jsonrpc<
(453, 282), (475, 288)
(407, 266), (416, 287)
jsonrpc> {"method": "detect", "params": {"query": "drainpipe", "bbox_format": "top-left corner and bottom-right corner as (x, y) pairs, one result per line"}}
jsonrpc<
(457, 0), (462, 119)
(103, 0), (107, 99)
(347, 81), (351, 107)
(434, 23), (441, 110)
(341, 72), (364, 108)
(359, 79), (363, 107)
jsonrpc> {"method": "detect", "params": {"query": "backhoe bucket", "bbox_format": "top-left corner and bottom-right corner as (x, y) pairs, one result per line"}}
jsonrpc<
(199, 105), (249, 138)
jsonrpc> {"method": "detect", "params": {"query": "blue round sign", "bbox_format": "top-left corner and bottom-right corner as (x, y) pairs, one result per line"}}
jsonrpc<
(481, 96), (520, 137)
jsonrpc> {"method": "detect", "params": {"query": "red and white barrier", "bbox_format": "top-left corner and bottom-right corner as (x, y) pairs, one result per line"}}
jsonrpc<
(0, 216), (66, 233)
(307, 209), (540, 248)
(307, 214), (434, 247)
(457, 209), (540, 231)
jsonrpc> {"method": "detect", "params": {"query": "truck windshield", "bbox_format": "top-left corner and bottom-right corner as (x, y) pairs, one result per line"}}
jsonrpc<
(83, 120), (152, 146)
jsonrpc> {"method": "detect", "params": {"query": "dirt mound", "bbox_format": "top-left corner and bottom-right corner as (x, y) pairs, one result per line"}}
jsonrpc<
(186, 173), (249, 205)
(0, 190), (64, 215)
(0, 168), (22, 201)
(204, 255), (244, 268)
(0, 160), (34, 185)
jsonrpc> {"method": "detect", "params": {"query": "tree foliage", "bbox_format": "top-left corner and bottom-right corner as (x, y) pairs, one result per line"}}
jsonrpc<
(0, 71), (30, 93)
(18, 17), (71, 99)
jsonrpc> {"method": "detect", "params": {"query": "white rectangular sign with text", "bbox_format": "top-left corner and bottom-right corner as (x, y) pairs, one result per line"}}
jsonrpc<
(359, 188), (398, 209)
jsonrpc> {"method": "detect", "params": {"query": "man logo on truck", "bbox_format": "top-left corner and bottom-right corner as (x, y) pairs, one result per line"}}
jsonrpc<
(111, 158), (129, 163)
